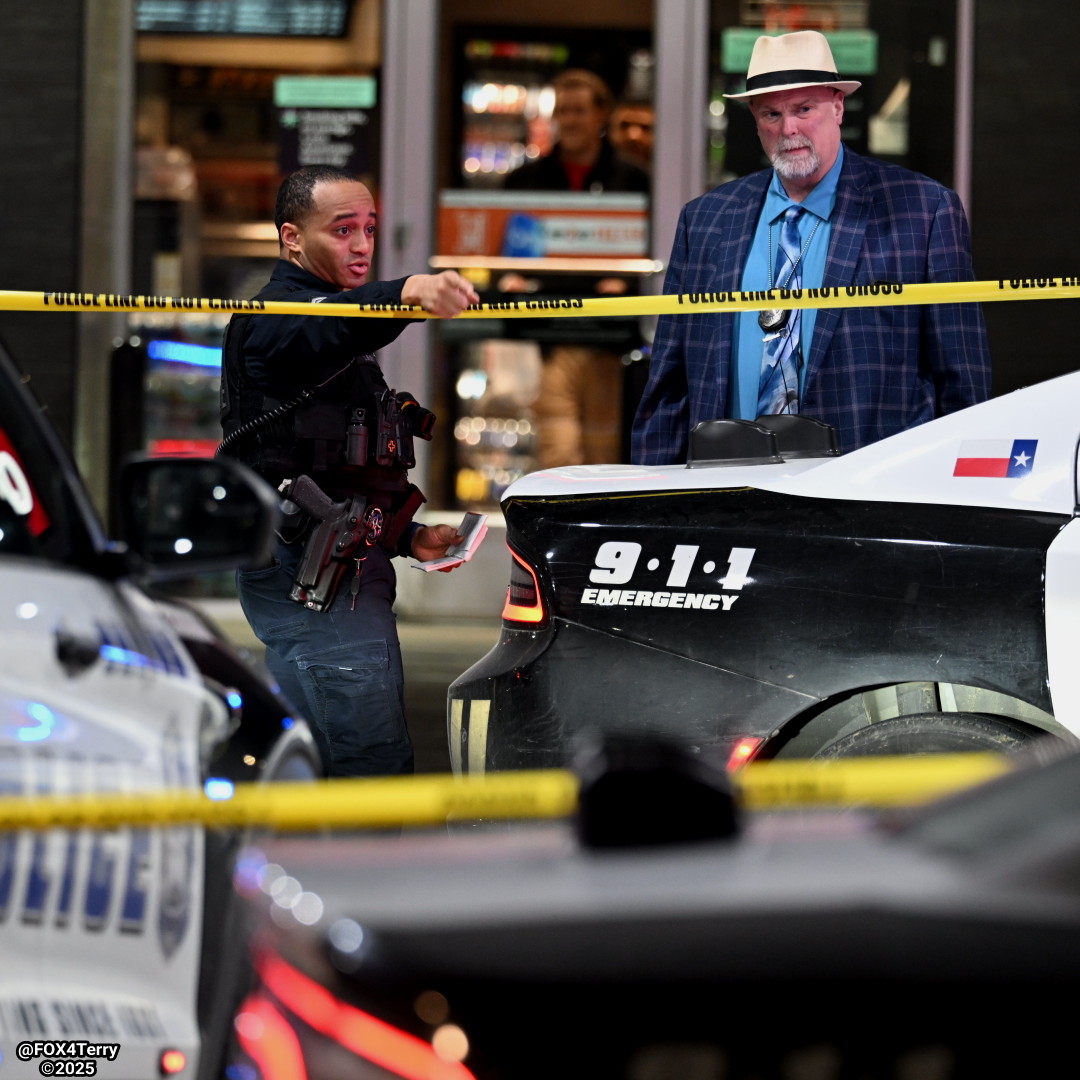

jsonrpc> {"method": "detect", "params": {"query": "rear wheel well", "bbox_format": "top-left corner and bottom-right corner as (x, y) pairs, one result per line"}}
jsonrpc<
(762, 681), (1064, 759)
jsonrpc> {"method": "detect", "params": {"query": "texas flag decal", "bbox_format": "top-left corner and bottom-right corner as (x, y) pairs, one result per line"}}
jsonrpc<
(953, 439), (1038, 478)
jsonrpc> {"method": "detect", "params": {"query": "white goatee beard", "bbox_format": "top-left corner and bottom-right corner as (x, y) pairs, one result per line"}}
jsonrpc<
(772, 139), (821, 181)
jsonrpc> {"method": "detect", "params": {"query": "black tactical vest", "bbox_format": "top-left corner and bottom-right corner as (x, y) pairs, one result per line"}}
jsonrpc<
(218, 298), (431, 553)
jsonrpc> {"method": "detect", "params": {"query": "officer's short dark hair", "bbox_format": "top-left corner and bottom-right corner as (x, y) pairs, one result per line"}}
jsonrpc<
(275, 165), (358, 238)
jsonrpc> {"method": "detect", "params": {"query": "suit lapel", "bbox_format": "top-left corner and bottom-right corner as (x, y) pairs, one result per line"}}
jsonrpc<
(718, 187), (764, 292)
(705, 175), (768, 413)
(806, 152), (870, 379)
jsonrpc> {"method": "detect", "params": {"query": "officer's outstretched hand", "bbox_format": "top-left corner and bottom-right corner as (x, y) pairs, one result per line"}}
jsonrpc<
(411, 523), (466, 572)
(401, 271), (479, 318)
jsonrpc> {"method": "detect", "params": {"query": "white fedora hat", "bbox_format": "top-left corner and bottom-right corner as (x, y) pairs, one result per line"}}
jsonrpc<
(724, 30), (861, 100)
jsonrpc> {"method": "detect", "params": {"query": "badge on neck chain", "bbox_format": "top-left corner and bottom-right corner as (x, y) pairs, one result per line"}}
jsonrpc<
(759, 213), (822, 335)
(758, 308), (790, 332)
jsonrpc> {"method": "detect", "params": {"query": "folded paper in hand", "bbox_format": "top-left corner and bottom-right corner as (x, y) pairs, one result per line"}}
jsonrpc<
(413, 512), (489, 572)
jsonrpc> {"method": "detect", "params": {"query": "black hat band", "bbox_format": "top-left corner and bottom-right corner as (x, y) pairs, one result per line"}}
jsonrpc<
(744, 68), (843, 92)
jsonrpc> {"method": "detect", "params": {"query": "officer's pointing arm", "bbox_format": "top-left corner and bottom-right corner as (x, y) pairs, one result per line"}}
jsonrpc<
(401, 271), (479, 318)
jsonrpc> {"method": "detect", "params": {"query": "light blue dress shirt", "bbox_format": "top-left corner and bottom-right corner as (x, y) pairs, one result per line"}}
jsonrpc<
(729, 144), (844, 420)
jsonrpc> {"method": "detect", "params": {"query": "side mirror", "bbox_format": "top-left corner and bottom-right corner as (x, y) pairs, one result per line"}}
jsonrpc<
(117, 455), (280, 580)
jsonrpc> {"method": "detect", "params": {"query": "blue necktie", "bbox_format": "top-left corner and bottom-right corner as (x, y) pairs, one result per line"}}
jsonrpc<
(758, 206), (805, 416)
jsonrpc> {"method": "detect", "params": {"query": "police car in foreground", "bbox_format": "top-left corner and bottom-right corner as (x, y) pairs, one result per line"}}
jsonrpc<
(450, 369), (1080, 773)
(228, 735), (1080, 1079)
(0, 341), (319, 1079)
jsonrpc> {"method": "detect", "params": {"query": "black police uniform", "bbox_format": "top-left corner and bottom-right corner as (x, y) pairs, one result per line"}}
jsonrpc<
(220, 260), (428, 777)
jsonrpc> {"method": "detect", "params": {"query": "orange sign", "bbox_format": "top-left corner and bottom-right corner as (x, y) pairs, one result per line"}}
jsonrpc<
(437, 191), (649, 259)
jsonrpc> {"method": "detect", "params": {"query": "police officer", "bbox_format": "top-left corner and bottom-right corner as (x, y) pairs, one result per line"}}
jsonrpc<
(220, 164), (478, 777)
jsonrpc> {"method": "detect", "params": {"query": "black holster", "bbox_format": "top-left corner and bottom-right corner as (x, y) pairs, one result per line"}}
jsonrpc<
(281, 474), (424, 611)
(280, 476), (373, 612)
(288, 494), (371, 612)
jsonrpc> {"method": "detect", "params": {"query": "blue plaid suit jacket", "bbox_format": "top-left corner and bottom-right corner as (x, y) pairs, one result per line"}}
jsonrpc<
(632, 150), (991, 462)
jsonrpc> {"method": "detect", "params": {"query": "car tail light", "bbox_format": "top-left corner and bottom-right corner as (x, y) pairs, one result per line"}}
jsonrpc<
(237, 949), (477, 1080)
(234, 991), (307, 1080)
(726, 736), (764, 771)
(501, 546), (546, 625)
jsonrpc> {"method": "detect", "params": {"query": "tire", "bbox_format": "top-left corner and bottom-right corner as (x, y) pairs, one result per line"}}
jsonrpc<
(814, 712), (1040, 758)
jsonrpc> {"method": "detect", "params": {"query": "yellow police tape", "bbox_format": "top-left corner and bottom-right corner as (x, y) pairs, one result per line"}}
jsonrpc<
(735, 753), (1010, 812)
(0, 276), (1077, 320)
(0, 754), (1010, 831)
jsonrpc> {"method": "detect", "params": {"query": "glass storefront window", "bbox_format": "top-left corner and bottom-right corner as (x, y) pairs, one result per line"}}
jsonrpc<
(435, 14), (656, 509)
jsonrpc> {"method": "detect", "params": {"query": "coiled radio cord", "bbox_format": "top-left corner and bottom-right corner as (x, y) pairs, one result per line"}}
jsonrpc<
(216, 388), (313, 458)
(215, 357), (357, 458)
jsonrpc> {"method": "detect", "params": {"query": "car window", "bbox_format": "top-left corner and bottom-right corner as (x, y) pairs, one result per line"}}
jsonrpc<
(0, 353), (96, 565)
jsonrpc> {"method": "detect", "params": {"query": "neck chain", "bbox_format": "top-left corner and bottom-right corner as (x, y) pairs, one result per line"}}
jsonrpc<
(759, 212), (822, 332)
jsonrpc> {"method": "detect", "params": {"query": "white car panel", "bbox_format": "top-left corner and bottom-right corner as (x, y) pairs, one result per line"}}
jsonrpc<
(508, 370), (1080, 517)
(0, 339), (307, 1080)
(0, 563), (212, 1078)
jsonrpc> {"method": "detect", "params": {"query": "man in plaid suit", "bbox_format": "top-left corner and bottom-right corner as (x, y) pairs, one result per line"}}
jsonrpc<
(632, 31), (990, 463)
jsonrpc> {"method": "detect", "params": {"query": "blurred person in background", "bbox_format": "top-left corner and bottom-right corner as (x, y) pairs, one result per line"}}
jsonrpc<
(609, 97), (655, 171)
(503, 70), (649, 468)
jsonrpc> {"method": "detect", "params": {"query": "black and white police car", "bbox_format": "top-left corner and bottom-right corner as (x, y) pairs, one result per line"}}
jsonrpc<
(450, 369), (1080, 773)
(0, 340), (319, 1079)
